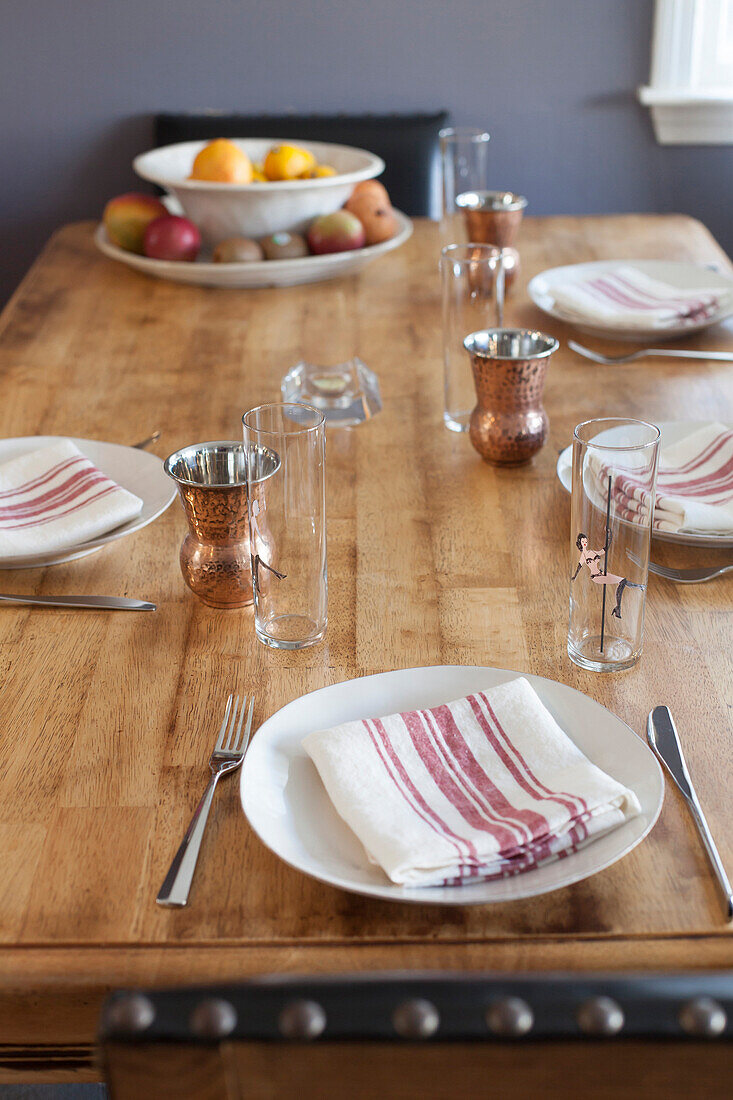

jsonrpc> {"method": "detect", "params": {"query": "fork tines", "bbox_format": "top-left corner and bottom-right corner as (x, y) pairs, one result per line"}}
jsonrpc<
(214, 694), (254, 756)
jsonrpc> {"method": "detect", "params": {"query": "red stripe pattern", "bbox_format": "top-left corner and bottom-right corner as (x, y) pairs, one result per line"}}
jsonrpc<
(588, 423), (733, 535)
(0, 441), (143, 558)
(304, 677), (640, 888)
(552, 265), (727, 330)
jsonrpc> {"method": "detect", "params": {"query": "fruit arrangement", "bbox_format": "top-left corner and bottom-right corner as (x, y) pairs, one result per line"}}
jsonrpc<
(102, 177), (400, 265)
(189, 139), (338, 184)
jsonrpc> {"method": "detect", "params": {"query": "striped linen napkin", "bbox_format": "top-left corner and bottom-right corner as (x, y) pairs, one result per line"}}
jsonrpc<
(586, 423), (733, 535)
(0, 440), (143, 558)
(552, 265), (722, 329)
(303, 677), (640, 888)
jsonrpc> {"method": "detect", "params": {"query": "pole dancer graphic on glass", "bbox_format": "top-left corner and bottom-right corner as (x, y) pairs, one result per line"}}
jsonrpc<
(568, 418), (659, 673)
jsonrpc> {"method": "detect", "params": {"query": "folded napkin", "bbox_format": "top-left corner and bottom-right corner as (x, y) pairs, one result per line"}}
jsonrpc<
(583, 423), (733, 535)
(552, 265), (722, 329)
(303, 677), (640, 887)
(0, 440), (143, 558)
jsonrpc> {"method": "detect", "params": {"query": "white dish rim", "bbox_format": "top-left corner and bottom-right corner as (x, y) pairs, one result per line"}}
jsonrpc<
(133, 137), (385, 192)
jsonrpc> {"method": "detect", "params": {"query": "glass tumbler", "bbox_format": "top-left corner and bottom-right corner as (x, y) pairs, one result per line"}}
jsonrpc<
(439, 127), (491, 245)
(242, 403), (327, 649)
(440, 243), (507, 432)
(568, 418), (660, 673)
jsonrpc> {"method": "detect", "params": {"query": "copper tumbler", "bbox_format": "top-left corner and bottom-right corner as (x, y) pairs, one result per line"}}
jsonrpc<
(164, 441), (279, 609)
(456, 190), (527, 248)
(463, 329), (558, 466)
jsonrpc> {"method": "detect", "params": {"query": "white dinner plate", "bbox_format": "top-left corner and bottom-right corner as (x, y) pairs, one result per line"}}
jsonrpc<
(94, 209), (413, 289)
(240, 665), (663, 906)
(528, 260), (733, 342)
(556, 420), (733, 548)
(0, 436), (176, 569)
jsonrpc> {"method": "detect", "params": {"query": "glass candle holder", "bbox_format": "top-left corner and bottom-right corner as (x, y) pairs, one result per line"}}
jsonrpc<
(568, 418), (660, 673)
(243, 403), (327, 650)
(440, 243), (508, 432)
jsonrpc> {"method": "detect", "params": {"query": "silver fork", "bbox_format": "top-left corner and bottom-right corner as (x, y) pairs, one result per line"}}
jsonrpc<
(157, 694), (254, 908)
(648, 560), (733, 584)
(568, 340), (733, 365)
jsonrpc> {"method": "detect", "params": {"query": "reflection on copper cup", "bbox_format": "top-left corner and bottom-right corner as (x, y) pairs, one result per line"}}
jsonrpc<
(463, 329), (558, 466)
(465, 244), (520, 294)
(164, 441), (279, 609)
(457, 191), (527, 248)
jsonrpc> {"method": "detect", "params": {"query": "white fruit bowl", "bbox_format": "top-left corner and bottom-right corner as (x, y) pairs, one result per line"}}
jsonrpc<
(133, 138), (385, 246)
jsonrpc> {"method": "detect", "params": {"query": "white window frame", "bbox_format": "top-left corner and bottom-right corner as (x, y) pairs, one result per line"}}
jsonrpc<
(639, 0), (733, 143)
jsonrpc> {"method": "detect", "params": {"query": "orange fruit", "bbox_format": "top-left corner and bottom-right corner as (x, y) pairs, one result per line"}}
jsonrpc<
(190, 139), (253, 183)
(252, 163), (267, 182)
(264, 144), (316, 181)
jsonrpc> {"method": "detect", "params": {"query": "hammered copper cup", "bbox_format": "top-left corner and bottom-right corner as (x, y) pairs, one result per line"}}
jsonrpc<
(456, 191), (527, 248)
(463, 329), (558, 466)
(164, 441), (280, 609)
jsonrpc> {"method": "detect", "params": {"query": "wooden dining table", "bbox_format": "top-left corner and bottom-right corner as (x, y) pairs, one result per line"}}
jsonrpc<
(0, 213), (732, 1083)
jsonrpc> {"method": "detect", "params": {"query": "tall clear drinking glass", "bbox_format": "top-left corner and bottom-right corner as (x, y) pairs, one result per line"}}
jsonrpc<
(440, 243), (506, 432)
(439, 127), (491, 244)
(242, 403), (327, 649)
(568, 418), (660, 673)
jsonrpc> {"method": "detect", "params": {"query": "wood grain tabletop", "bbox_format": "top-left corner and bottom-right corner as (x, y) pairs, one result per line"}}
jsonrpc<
(0, 214), (732, 1073)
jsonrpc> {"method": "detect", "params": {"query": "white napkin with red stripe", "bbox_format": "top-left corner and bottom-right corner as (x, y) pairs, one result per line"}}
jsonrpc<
(552, 265), (723, 329)
(303, 677), (640, 887)
(0, 440), (143, 558)
(582, 423), (733, 535)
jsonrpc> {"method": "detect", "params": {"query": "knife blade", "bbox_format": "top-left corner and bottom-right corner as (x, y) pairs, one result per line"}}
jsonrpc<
(0, 593), (156, 611)
(647, 705), (733, 921)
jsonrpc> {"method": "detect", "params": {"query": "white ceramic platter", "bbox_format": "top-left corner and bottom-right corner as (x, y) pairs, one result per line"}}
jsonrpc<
(94, 210), (412, 289)
(528, 260), (733, 341)
(0, 436), (175, 569)
(556, 420), (733, 548)
(240, 665), (663, 906)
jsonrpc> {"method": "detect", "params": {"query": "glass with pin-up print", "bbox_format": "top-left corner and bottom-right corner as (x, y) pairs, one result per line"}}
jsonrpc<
(568, 418), (660, 673)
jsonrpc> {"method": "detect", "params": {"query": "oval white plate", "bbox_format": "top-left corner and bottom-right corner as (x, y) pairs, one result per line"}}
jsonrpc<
(0, 436), (175, 569)
(529, 260), (733, 342)
(556, 421), (733, 548)
(94, 210), (412, 289)
(240, 665), (663, 906)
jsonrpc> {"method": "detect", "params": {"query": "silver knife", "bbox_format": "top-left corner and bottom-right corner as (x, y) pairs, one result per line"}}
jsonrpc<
(0, 593), (156, 611)
(647, 705), (733, 921)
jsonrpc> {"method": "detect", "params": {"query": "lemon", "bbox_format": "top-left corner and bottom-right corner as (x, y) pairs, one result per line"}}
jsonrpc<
(264, 144), (316, 181)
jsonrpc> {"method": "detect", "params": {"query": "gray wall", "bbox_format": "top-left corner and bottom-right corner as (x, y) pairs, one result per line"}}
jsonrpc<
(1, 0), (731, 304)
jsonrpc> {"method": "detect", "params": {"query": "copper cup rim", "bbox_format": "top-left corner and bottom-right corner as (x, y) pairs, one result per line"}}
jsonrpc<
(464, 328), (558, 361)
(164, 440), (279, 489)
(456, 190), (528, 213)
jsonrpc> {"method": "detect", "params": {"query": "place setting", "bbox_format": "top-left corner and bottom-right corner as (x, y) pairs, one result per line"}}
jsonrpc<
(0, 430), (174, 610)
(146, 128), (730, 923)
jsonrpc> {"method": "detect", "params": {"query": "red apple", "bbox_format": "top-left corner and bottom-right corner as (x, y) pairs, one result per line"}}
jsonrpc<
(307, 211), (365, 255)
(103, 192), (168, 253)
(143, 215), (201, 262)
